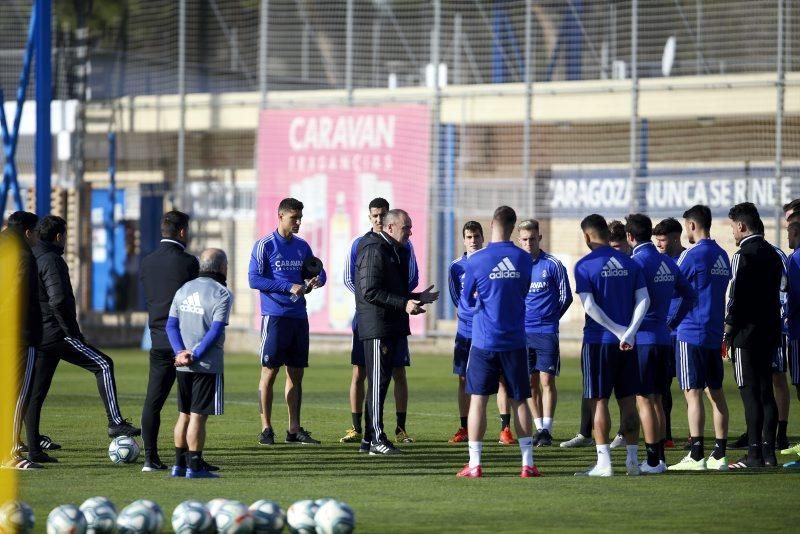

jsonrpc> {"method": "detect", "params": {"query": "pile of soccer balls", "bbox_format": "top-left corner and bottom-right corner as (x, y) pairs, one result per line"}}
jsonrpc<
(0, 496), (355, 533)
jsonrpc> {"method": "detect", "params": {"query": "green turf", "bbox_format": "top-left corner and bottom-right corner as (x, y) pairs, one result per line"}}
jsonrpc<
(17, 349), (800, 532)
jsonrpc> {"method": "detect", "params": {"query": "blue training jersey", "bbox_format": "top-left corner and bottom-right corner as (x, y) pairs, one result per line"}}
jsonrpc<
(666, 248), (686, 338)
(524, 250), (573, 334)
(771, 242), (789, 334)
(787, 249), (800, 340)
(248, 230), (327, 319)
(574, 245), (646, 344)
(675, 239), (730, 349)
(344, 233), (418, 294)
(449, 253), (474, 338)
(631, 242), (695, 345)
(460, 242), (533, 351)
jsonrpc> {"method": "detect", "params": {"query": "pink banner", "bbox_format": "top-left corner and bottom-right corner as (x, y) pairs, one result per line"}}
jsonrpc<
(257, 105), (431, 335)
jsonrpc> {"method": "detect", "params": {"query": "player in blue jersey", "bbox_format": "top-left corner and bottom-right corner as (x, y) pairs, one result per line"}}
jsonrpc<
(626, 214), (696, 473)
(456, 206), (539, 478)
(340, 197), (419, 445)
(573, 214), (650, 477)
(667, 205), (731, 471)
(782, 220), (800, 467)
(249, 197), (327, 446)
(517, 219), (572, 447)
(652, 217), (687, 450)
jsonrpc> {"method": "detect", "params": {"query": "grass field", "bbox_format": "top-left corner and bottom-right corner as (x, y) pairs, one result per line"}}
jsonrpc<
(17, 348), (800, 532)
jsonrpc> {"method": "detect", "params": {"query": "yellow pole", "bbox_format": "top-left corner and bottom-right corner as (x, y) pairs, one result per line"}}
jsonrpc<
(0, 232), (21, 502)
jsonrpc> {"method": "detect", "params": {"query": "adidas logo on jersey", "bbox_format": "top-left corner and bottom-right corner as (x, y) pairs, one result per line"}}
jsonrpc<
(710, 255), (730, 276)
(489, 257), (521, 279)
(179, 292), (204, 314)
(600, 257), (628, 277)
(653, 261), (675, 283)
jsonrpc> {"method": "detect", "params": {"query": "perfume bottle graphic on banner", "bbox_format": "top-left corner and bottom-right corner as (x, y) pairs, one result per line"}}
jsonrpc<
(357, 173), (394, 234)
(328, 192), (353, 330)
(290, 173), (327, 314)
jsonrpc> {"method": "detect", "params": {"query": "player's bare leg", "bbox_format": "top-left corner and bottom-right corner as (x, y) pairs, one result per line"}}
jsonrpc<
(496, 380), (515, 444)
(512, 399), (538, 476)
(541, 372), (557, 433)
(773, 373), (790, 447)
(259, 367), (279, 431)
(285, 366), (304, 434)
(527, 373), (543, 428)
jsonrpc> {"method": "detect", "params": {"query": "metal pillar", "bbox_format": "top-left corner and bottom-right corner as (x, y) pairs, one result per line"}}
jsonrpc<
(775, 0), (786, 244)
(35, 0), (52, 216)
(431, 0), (442, 320)
(523, 0), (534, 218)
(346, 0), (354, 104)
(629, 0), (639, 212)
(258, 0), (269, 109)
(176, 0), (186, 208)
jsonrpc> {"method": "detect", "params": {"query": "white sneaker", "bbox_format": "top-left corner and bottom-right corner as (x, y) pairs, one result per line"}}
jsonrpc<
(639, 461), (667, 474)
(559, 433), (594, 448)
(574, 464), (614, 477)
(609, 434), (626, 449)
(667, 453), (707, 471)
(706, 455), (729, 471)
(626, 462), (641, 476)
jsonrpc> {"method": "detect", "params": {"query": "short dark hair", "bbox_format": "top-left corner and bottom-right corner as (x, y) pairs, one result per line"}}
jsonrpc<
(6, 211), (38, 234)
(492, 206), (517, 234)
(580, 214), (609, 240)
(607, 220), (626, 242)
(783, 198), (800, 213)
(789, 220), (800, 233)
(788, 209), (800, 224)
(161, 210), (190, 239)
(36, 215), (67, 242)
(625, 213), (652, 243)
(683, 204), (712, 230)
(462, 221), (483, 238)
(728, 202), (761, 232)
(278, 197), (304, 214)
(653, 217), (682, 236)
(368, 197), (390, 211)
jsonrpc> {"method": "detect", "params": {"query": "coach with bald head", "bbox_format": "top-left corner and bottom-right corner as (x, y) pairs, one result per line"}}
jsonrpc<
(355, 209), (439, 455)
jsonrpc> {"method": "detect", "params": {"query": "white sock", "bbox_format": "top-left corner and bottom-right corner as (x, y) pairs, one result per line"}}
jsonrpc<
(518, 436), (534, 467)
(626, 444), (639, 466)
(543, 417), (553, 431)
(468, 441), (483, 468)
(534, 418), (543, 431)
(596, 444), (612, 469)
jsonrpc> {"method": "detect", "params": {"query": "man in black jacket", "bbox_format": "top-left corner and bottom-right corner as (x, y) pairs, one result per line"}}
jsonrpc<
(139, 210), (199, 472)
(355, 209), (438, 455)
(25, 215), (139, 463)
(0, 211), (43, 469)
(725, 203), (784, 469)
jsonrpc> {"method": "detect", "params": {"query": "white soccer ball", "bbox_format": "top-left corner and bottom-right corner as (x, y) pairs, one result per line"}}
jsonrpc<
(286, 500), (316, 534)
(206, 498), (229, 521)
(172, 500), (213, 534)
(249, 500), (285, 534)
(47, 504), (87, 534)
(0, 500), (35, 534)
(108, 436), (141, 464)
(314, 501), (354, 534)
(214, 500), (253, 534)
(116, 500), (163, 534)
(79, 496), (117, 534)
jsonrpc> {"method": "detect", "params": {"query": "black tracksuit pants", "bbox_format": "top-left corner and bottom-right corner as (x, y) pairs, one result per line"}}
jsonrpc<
(25, 338), (124, 453)
(363, 336), (400, 444)
(11, 346), (37, 455)
(140, 348), (177, 453)
(733, 347), (778, 457)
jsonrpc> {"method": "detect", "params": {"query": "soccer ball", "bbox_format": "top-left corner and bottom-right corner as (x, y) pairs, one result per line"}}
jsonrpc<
(249, 500), (285, 534)
(79, 497), (117, 534)
(172, 500), (213, 534)
(286, 500), (316, 534)
(0, 500), (35, 534)
(46, 504), (87, 534)
(206, 499), (229, 521)
(314, 501), (355, 534)
(116, 500), (163, 534)
(108, 436), (140, 464)
(214, 501), (252, 534)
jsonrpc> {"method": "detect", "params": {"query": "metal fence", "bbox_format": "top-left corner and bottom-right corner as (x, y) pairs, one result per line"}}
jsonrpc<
(1, 0), (798, 338)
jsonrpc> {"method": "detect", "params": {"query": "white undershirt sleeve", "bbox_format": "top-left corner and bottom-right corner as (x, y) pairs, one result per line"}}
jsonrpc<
(620, 287), (651, 347)
(578, 292), (627, 341)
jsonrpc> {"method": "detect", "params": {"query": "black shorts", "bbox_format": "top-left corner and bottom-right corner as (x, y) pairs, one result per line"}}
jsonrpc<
(177, 372), (224, 415)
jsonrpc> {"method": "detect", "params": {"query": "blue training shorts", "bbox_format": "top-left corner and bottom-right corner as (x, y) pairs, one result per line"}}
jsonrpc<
(526, 333), (560, 376)
(466, 346), (531, 401)
(350, 320), (410, 367)
(674, 339), (724, 390)
(581, 343), (639, 400)
(772, 334), (788, 374)
(259, 315), (309, 369)
(635, 344), (671, 396)
(453, 334), (471, 376)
